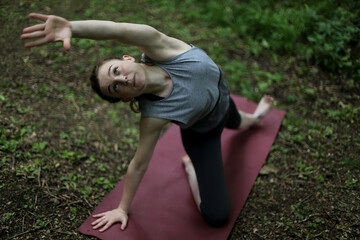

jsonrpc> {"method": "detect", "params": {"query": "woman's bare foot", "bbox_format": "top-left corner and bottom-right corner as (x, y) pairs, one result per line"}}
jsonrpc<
(182, 155), (201, 211)
(253, 95), (274, 120)
(237, 95), (274, 130)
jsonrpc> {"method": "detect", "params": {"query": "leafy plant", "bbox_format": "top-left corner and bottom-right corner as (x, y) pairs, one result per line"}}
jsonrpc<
(306, 7), (359, 77)
(92, 176), (116, 190)
(345, 172), (358, 188)
(321, 105), (360, 123)
(195, 0), (359, 79)
(291, 202), (309, 219)
(36, 218), (49, 229)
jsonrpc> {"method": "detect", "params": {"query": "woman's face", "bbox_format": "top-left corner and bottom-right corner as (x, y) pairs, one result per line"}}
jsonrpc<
(97, 56), (146, 101)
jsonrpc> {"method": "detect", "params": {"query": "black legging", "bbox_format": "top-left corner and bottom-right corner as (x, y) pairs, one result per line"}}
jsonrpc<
(180, 97), (240, 227)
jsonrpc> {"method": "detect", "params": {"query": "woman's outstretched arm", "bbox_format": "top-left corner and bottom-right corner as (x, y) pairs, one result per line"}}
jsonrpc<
(22, 13), (190, 60)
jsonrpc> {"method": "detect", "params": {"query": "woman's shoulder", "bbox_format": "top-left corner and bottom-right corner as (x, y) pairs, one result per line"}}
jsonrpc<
(140, 34), (192, 62)
(142, 44), (213, 66)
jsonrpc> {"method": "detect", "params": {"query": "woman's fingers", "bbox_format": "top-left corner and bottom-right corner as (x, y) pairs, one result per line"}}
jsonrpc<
(22, 23), (45, 34)
(28, 13), (49, 21)
(63, 38), (71, 51)
(98, 216), (127, 232)
(21, 30), (45, 40)
(91, 215), (115, 232)
(92, 218), (107, 229)
(92, 213), (106, 218)
(99, 220), (113, 232)
(91, 213), (107, 227)
(25, 37), (49, 48)
(22, 13), (72, 50)
(90, 209), (128, 232)
(120, 218), (128, 230)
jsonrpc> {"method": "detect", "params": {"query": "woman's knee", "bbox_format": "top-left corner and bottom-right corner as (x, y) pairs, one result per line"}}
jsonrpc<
(225, 97), (241, 129)
(201, 202), (230, 227)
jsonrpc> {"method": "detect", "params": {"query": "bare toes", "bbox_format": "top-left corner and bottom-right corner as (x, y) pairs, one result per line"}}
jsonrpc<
(254, 95), (274, 119)
(182, 155), (191, 164)
(264, 95), (274, 104)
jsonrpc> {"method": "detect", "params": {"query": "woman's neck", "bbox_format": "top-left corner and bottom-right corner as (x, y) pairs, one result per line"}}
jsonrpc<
(142, 64), (172, 98)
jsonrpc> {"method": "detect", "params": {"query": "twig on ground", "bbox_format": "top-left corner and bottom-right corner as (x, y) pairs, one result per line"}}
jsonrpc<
(50, 229), (73, 235)
(72, 192), (94, 208)
(11, 157), (15, 170)
(287, 170), (315, 176)
(59, 200), (82, 207)
(38, 167), (41, 187)
(22, 215), (25, 232)
(299, 213), (322, 223)
(71, 98), (80, 112)
(310, 231), (324, 239)
(298, 194), (313, 205)
(252, 232), (267, 239)
(82, 196), (94, 208)
(34, 193), (38, 207)
(6, 229), (38, 240)
(278, 133), (304, 153)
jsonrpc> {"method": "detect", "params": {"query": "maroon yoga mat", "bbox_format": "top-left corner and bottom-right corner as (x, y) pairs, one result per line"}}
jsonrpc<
(78, 95), (285, 240)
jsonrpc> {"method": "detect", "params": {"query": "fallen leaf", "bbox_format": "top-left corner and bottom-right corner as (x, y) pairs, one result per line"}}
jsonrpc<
(260, 165), (279, 175)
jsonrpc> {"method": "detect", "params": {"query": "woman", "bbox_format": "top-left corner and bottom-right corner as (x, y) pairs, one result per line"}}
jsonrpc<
(22, 13), (274, 232)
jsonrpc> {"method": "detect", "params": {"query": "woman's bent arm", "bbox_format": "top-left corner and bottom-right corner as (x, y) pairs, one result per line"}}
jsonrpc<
(91, 117), (170, 232)
(119, 117), (169, 212)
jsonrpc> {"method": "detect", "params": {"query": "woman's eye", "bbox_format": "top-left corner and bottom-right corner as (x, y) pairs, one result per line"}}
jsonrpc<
(114, 67), (120, 75)
(113, 83), (119, 92)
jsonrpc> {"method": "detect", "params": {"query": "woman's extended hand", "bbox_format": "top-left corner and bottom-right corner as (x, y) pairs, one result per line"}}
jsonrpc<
(21, 13), (72, 50)
(91, 208), (128, 232)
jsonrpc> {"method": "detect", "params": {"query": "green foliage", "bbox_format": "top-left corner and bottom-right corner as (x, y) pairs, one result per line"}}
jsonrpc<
(306, 7), (359, 77)
(35, 217), (49, 229)
(2, 212), (15, 222)
(198, 0), (310, 54)
(0, 93), (7, 102)
(32, 141), (48, 153)
(0, 126), (33, 153)
(321, 105), (360, 123)
(291, 202), (309, 219)
(222, 60), (249, 92)
(60, 172), (85, 190)
(107, 108), (121, 125)
(345, 172), (358, 188)
(196, 0), (360, 79)
(92, 176), (116, 190)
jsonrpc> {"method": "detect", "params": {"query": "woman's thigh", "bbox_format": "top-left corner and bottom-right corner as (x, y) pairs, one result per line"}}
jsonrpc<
(180, 120), (230, 227)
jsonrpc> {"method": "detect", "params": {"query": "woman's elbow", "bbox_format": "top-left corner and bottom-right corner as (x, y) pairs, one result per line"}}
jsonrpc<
(128, 159), (149, 175)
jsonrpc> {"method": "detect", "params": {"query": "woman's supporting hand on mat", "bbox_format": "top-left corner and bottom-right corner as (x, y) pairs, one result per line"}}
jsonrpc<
(21, 13), (72, 50)
(91, 208), (128, 232)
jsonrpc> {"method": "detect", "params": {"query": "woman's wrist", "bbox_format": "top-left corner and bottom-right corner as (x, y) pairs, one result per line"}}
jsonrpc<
(70, 21), (89, 38)
(117, 204), (129, 214)
(69, 21), (81, 38)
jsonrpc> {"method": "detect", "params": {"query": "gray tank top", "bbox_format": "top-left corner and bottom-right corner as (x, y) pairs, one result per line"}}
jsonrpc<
(139, 45), (230, 132)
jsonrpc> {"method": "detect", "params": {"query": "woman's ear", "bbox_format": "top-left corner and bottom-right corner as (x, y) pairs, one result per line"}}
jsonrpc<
(122, 55), (135, 62)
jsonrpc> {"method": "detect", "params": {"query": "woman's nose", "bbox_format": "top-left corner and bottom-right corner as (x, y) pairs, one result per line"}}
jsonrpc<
(119, 75), (129, 85)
